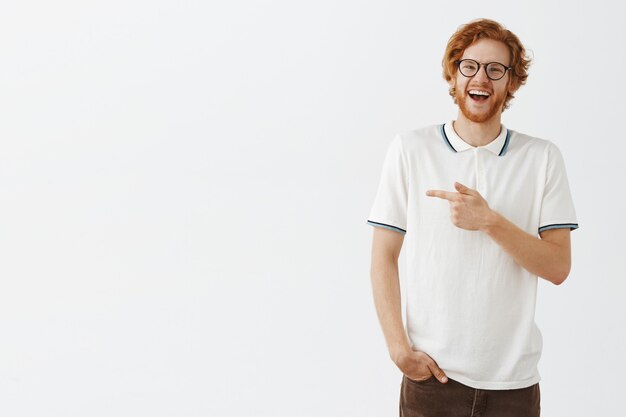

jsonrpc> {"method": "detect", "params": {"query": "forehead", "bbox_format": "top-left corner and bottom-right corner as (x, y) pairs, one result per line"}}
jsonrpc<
(461, 38), (511, 64)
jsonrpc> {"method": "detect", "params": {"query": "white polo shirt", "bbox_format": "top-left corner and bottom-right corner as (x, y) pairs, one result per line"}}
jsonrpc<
(367, 121), (578, 390)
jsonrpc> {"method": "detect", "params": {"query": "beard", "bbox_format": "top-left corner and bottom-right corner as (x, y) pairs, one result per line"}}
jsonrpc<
(455, 86), (507, 123)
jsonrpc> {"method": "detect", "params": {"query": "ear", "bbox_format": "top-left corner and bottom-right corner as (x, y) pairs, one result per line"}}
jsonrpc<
(507, 77), (519, 95)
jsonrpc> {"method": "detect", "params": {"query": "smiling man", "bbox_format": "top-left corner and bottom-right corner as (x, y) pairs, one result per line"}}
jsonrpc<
(367, 19), (578, 417)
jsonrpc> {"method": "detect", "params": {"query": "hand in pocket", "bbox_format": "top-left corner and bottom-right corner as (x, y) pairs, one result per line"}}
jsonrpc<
(395, 348), (448, 383)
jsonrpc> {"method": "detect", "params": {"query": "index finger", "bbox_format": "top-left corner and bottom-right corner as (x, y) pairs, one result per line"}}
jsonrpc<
(425, 190), (457, 201)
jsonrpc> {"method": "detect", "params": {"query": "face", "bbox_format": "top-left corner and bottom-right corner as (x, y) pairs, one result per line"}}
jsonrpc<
(450, 38), (514, 123)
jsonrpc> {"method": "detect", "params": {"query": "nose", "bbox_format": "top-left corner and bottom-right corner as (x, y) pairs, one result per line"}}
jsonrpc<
(473, 64), (490, 82)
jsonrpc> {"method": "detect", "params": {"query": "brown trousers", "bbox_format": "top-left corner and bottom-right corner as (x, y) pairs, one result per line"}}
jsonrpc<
(400, 374), (540, 417)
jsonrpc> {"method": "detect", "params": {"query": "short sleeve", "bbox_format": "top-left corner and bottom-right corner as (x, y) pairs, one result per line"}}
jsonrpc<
(366, 134), (409, 234)
(538, 143), (579, 234)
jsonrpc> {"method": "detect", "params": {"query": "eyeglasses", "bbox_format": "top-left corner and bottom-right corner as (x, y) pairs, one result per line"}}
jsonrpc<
(455, 59), (512, 81)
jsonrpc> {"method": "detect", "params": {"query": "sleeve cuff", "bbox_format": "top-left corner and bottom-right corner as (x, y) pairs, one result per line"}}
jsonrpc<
(538, 223), (579, 233)
(366, 220), (406, 234)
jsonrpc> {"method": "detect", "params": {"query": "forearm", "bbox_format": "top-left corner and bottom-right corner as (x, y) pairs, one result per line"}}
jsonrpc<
(370, 258), (411, 362)
(482, 211), (570, 285)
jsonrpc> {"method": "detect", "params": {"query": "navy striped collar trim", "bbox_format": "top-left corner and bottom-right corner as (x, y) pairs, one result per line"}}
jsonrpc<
(439, 122), (511, 156)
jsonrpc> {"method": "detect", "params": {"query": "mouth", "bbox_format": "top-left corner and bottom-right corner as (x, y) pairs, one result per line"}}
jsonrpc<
(468, 89), (491, 102)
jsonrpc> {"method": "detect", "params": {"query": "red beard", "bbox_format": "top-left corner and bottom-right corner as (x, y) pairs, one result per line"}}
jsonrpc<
(455, 87), (506, 123)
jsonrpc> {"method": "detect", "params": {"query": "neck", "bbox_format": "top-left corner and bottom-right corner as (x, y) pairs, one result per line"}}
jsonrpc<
(453, 112), (502, 147)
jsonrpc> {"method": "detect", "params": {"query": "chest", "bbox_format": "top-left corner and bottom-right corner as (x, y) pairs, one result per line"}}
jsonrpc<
(407, 148), (546, 231)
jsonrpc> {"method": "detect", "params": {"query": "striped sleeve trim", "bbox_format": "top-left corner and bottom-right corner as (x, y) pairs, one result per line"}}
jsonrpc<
(538, 223), (579, 233)
(366, 220), (406, 234)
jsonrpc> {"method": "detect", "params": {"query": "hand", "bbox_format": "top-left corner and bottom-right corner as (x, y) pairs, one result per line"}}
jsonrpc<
(393, 347), (448, 384)
(426, 182), (494, 231)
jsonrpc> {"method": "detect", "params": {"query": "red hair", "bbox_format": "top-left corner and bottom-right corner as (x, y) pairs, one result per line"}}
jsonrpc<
(442, 18), (531, 111)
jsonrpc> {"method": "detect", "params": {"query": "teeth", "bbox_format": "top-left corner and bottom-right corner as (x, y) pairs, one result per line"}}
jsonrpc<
(469, 90), (490, 96)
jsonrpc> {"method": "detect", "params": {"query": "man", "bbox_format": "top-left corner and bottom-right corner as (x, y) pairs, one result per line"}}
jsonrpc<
(367, 18), (578, 417)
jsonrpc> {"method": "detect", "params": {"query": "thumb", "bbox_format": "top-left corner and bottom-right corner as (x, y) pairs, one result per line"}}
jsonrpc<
(454, 181), (474, 195)
(427, 360), (449, 384)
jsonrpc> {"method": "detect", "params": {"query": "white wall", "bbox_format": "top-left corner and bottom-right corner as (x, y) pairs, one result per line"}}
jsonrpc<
(0, 1), (624, 416)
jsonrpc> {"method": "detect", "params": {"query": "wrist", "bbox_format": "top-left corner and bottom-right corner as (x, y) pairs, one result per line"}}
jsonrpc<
(481, 209), (501, 233)
(389, 342), (412, 365)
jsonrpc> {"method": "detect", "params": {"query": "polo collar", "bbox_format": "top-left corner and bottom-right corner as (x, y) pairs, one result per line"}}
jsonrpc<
(440, 121), (511, 156)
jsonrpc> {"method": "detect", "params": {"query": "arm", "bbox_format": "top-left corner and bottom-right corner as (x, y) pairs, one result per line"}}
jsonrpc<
(369, 227), (410, 361)
(482, 211), (571, 285)
(427, 182), (572, 286)
(369, 227), (449, 383)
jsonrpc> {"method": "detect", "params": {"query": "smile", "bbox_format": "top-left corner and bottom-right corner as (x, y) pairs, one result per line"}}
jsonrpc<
(468, 89), (491, 101)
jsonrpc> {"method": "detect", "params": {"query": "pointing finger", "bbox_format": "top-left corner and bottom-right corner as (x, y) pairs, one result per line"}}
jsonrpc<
(426, 190), (458, 201)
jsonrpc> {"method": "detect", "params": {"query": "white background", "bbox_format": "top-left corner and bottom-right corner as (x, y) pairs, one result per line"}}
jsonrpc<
(0, 1), (624, 416)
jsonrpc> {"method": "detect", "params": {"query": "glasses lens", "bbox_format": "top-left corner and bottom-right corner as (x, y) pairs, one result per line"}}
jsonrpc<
(459, 60), (478, 77)
(486, 63), (506, 80)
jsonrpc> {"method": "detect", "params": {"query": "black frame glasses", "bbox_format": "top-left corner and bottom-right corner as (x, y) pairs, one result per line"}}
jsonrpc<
(455, 59), (512, 81)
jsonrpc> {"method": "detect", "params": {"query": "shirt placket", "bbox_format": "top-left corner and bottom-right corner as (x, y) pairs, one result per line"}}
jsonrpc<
(473, 148), (486, 194)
